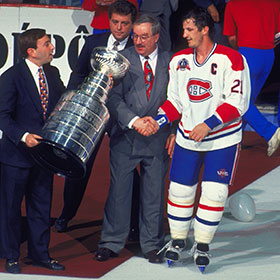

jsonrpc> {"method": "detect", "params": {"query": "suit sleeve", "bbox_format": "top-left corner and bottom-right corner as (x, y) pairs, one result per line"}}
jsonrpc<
(0, 70), (27, 145)
(106, 77), (138, 131)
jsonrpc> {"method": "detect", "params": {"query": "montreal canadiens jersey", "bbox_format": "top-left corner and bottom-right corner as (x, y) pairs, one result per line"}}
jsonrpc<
(161, 43), (250, 151)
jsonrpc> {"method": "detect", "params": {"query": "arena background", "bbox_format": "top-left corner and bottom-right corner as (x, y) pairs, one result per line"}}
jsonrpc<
(0, 2), (92, 85)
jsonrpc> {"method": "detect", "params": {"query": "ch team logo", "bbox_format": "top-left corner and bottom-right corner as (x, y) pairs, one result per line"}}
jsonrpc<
(217, 168), (229, 178)
(176, 58), (190, 71)
(187, 79), (213, 102)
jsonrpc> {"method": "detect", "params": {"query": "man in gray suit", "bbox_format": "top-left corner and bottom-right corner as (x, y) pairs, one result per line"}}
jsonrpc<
(95, 14), (175, 264)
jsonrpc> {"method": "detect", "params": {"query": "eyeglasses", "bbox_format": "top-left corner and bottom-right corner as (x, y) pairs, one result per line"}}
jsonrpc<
(132, 34), (154, 42)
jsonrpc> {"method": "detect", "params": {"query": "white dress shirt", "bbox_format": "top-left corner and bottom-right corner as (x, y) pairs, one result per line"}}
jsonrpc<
(21, 59), (49, 143)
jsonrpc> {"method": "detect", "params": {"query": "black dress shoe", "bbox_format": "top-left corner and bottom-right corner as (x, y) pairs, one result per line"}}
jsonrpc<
(144, 249), (164, 264)
(95, 247), (118, 262)
(33, 258), (65, 271)
(5, 259), (21, 274)
(54, 217), (69, 232)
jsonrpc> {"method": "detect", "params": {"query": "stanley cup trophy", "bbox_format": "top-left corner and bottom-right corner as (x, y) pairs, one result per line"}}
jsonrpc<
(32, 47), (130, 178)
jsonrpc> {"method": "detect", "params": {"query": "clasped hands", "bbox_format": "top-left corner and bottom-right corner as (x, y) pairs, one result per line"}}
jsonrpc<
(132, 116), (159, 136)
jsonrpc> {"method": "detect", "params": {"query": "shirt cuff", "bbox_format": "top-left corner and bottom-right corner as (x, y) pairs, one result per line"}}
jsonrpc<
(21, 132), (29, 143)
(128, 116), (139, 129)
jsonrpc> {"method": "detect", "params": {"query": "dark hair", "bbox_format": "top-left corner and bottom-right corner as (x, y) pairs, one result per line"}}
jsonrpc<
(183, 7), (214, 38)
(18, 28), (46, 58)
(108, 0), (138, 23)
(134, 14), (160, 35)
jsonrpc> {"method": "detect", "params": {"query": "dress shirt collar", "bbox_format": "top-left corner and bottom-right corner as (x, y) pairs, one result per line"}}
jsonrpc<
(139, 46), (158, 73)
(107, 33), (129, 51)
(25, 59), (48, 94)
(25, 58), (43, 79)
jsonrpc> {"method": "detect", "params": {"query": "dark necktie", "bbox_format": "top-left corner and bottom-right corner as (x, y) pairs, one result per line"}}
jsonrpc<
(144, 56), (153, 100)
(38, 68), (48, 119)
(113, 40), (120, 51)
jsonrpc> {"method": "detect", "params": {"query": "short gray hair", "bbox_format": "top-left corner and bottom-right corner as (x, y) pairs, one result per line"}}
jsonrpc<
(134, 14), (160, 35)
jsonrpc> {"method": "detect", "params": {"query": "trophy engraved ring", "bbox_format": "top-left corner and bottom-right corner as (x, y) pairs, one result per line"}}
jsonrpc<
(32, 47), (130, 178)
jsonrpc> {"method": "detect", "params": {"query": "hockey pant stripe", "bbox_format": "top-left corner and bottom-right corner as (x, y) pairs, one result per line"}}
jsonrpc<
(198, 203), (224, 212)
(195, 216), (220, 226)
(168, 213), (192, 221)
(168, 199), (194, 208)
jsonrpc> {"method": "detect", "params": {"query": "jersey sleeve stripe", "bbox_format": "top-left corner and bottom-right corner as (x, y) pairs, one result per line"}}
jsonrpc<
(216, 103), (240, 123)
(161, 100), (181, 122)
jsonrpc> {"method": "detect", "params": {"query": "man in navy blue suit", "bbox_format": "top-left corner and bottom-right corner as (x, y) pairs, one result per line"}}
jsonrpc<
(54, 0), (140, 241)
(0, 28), (65, 274)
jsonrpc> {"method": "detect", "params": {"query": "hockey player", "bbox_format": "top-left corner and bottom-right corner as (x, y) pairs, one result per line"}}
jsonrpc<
(136, 7), (251, 272)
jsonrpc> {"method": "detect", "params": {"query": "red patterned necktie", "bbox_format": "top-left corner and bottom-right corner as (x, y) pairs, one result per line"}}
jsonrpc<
(144, 56), (153, 100)
(38, 68), (48, 119)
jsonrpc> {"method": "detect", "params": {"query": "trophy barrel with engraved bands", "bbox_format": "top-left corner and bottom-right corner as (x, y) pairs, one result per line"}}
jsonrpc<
(31, 47), (130, 178)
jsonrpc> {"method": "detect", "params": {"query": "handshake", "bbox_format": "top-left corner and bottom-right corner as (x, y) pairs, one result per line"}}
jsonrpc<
(132, 116), (159, 136)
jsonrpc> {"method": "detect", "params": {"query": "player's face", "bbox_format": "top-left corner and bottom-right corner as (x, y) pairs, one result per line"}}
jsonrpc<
(133, 22), (159, 57)
(109, 13), (133, 42)
(29, 34), (54, 66)
(182, 18), (204, 49)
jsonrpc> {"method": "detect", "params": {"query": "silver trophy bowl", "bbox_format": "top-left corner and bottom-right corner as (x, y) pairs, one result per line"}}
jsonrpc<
(90, 47), (130, 79)
(32, 47), (130, 178)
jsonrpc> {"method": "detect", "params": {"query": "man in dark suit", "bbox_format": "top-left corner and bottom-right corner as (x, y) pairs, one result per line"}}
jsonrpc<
(0, 28), (65, 274)
(95, 14), (175, 264)
(54, 0), (140, 240)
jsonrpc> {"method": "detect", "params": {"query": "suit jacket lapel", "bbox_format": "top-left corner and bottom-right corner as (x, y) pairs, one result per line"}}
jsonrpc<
(143, 50), (167, 115)
(125, 36), (134, 48)
(128, 49), (149, 108)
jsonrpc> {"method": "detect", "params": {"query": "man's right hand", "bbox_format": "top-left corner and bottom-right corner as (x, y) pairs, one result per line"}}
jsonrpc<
(25, 133), (42, 148)
(133, 117), (159, 136)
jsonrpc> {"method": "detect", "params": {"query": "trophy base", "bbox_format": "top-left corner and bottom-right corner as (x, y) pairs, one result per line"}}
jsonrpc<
(32, 139), (86, 179)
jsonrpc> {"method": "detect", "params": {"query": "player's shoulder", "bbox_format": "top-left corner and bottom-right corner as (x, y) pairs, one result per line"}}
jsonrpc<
(170, 48), (193, 63)
(173, 48), (193, 58)
(214, 44), (245, 71)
